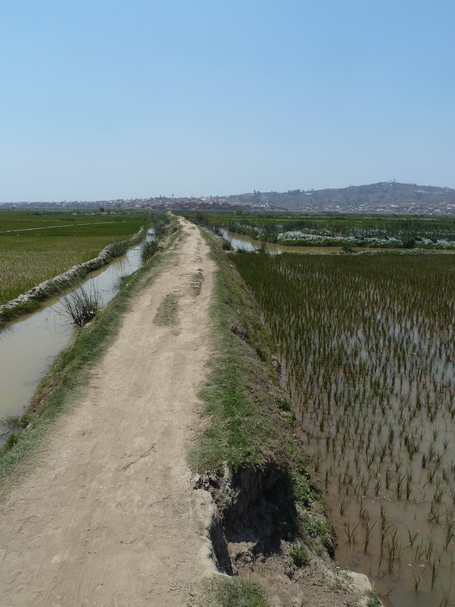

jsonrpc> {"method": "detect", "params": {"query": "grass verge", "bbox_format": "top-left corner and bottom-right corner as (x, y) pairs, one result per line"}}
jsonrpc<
(190, 230), (334, 600)
(0, 219), (180, 488)
(188, 231), (284, 474)
(190, 231), (319, 509)
(153, 292), (180, 326)
(198, 576), (271, 607)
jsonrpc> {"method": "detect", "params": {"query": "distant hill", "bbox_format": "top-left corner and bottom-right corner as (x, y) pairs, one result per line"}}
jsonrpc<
(3, 182), (455, 215)
(226, 182), (455, 215)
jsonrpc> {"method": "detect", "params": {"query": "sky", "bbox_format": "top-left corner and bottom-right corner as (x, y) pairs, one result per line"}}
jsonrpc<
(1, 0), (454, 201)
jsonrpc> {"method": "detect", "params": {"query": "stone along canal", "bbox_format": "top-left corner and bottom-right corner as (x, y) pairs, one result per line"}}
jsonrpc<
(0, 239), (149, 445)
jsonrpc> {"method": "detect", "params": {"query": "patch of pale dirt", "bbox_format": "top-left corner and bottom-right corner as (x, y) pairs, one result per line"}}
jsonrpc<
(0, 219), (218, 607)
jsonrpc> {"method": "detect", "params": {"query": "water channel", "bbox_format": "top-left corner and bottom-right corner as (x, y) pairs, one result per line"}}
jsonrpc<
(221, 229), (342, 254)
(0, 237), (150, 443)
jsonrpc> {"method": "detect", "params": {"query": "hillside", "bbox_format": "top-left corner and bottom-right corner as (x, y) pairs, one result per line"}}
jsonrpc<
(3, 182), (455, 215)
(226, 182), (455, 215)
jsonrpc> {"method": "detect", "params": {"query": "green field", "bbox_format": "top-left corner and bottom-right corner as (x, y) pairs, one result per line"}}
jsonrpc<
(183, 210), (455, 249)
(0, 210), (148, 306)
(232, 250), (455, 606)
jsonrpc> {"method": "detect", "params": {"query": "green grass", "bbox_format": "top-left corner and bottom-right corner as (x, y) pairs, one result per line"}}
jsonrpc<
(0, 210), (155, 306)
(153, 292), (180, 326)
(188, 230), (332, 590)
(198, 576), (271, 607)
(0, 236), (117, 305)
(188, 233), (282, 474)
(290, 544), (310, 567)
(189, 233), (320, 515)
(0, 209), (145, 233)
(181, 210), (455, 249)
(367, 591), (382, 607)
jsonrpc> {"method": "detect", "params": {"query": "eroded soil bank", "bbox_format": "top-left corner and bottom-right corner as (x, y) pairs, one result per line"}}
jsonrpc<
(0, 218), (379, 607)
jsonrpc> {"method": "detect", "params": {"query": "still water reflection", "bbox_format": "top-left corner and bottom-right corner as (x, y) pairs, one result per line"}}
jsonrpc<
(0, 240), (146, 438)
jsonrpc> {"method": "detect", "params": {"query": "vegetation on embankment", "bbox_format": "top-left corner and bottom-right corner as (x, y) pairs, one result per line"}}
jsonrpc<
(182, 210), (455, 251)
(0, 211), (172, 326)
(189, 229), (314, 483)
(198, 576), (271, 607)
(0, 213), (177, 484)
(191, 230), (361, 606)
(0, 210), (153, 307)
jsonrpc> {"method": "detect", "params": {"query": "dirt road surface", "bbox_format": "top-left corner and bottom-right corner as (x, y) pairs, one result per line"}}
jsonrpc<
(0, 219), (218, 607)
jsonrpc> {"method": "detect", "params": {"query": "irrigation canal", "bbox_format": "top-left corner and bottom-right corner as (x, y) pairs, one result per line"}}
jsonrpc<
(221, 229), (342, 254)
(0, 236), (151, 444)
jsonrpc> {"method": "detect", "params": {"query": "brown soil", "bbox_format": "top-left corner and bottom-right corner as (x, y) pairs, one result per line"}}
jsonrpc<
(0, 218), (378, 607)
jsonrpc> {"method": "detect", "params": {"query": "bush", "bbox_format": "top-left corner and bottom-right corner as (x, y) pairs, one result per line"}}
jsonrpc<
(141, 239), (159, 262)
(200, 577), (271, 607)
(3, 434), (19, 452)
(59, 284), (100, 327)
(291, 544), (310, 567)
(152, 211), (171, 237)
(4, 413), (31, 429)
(109, 240), (129, 258)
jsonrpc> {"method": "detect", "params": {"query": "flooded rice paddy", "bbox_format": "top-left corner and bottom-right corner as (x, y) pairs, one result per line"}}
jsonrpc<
(0, 239), (148, 441)
(233, 251), (455, 607)
(221, 229), (341, 254)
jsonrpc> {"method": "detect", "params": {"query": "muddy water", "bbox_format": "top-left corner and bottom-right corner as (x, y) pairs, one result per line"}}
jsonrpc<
(290, 376), (455, 607)
(284, 370), (455, 607)
(222, 229), (455, 256)
(0, 241), (147, 440)
(221, 230), (341, 254)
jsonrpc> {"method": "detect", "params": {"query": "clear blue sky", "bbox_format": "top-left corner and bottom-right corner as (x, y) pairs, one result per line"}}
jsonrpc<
(1, 0), (454, 201)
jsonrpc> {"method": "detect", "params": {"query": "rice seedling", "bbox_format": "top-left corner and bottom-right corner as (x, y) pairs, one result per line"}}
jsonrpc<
(345, 520), (359, 550)
(445, 525), (455, 551)
(0, 211), (150, 306)
(363, 520), (377, 553)
(411, 567), (426, 592)
(386, 528), (402, 572)
(414, 539), (426, 561)
(431, 557), (440, 589)
(232, 247), (455, 606)
(339, 496), (350, 516)
(406, 470), (414, 501)
(405, 524), (419, 547)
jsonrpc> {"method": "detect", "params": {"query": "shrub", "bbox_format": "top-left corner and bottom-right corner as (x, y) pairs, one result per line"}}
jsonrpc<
(59, 284), (100, 327)
(200, 576), (271, 607)
(291, 544), (310, 567)
(3, 434), (19, 452)
(109, 240), (129, 258)
(141, 239), (159, 262)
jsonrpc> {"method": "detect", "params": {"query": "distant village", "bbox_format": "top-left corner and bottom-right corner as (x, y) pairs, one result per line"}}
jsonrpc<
(3, 182), (455, 215)
(1, 194), (280, 212)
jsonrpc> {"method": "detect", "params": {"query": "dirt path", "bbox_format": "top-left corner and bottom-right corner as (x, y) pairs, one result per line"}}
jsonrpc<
(0, 219), (218, 607)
